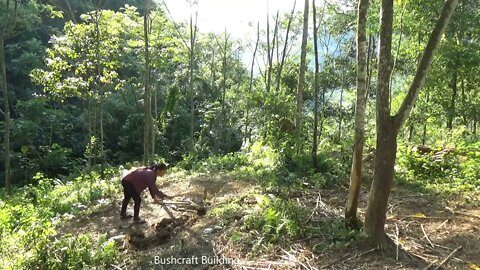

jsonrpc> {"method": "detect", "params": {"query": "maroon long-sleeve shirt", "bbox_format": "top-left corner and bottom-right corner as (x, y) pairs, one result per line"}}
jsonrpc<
(122, 168), (164, 199)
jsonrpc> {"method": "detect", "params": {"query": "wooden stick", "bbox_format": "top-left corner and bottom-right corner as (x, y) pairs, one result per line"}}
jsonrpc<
(109, 264), (123, 270)
(402, 216), (451, 220)
(421, 224), (435, 248)
(420, 219), (449, 241)
(395, 193), (432, 199)
(395, 223), (400, 260)
(433, 246), (462, 270)
(319, 254), (350, 269)
(307, 192), (323, 222)
(159, 201), (191, 205)
(455, 211), (480, 220)
(320, 248), (377, 268)
(422, 259), (438, 270)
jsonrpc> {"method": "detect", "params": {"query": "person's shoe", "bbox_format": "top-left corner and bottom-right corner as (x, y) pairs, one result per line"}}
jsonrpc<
(120, 214), (133, 219)
(133, 217), (147, 224)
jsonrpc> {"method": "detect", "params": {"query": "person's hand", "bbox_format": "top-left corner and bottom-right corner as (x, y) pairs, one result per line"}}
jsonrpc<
(159, 193), (174, 200)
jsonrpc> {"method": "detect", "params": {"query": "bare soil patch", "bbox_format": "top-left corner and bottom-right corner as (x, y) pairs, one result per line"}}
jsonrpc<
(58, 172), (480, 269)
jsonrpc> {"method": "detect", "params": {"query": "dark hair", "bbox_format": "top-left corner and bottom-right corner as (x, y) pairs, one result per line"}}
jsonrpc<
(149, 163), (168, 171)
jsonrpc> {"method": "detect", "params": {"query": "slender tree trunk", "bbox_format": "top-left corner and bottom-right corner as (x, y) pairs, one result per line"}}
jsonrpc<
(244, 22), (259, 146)
(276, 0), (296, 93)
(366, 36), (375, 97)
(460, 74), (467, 126)
(143, 0), (153, 162)
(365, 0), (458, 246)
(408, 121), (414, 142)
(422, 122), (428, 145)
(266, 10), (270, 91)
(1, 34), (10, 189)
(211, 45), (219, 153)
(312, 0), (320, 171)
(267, 10), (279, 93)
(337, 88), (344, 142)
(473, 115), (477, 136)
(188, 12), (198, 154)
(93, 7), (106, 173)
(221, 30), (228, 153)
(447, 71), (457, 130)
(345, 0), (369, 225)
(422, 91), (430, 145)
(152, 76), (157, 156)
(296, 0), (309, 151)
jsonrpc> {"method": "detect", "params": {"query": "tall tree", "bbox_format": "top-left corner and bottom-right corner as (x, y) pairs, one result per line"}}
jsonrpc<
(188, 6), (198, 153)
(244, 22), (259, 145)
(143, 0), (153, 162)
(1, 0), (40, 189)
(312, 0), (320, 170)
(345, 0), (369, 225)
(296, 0), (309, 150)
(275, 0), (296, 93)
(364, 0), (458, 245)
(266, 10), (279, 93)
(0, 0), (14, 189)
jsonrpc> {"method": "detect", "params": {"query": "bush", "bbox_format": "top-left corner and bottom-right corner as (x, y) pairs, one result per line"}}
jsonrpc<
(27, 234), (117, 269)
(397, 142), (480, 202)
(242, 195), (306, 246)
(0, 168), (121, 269)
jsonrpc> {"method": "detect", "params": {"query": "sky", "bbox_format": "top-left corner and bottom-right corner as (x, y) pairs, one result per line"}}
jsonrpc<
(158, 0), (302, 40)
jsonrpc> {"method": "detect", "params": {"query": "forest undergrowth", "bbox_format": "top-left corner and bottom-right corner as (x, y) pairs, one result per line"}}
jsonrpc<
(1, 141), (479, 269)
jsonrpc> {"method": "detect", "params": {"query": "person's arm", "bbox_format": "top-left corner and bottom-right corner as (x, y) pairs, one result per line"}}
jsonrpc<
(147, 181), (162, 200)
(146, 175), (173, 201)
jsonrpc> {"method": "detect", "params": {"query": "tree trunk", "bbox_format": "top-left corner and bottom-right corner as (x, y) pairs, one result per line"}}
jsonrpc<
(312, 0), (320, 171)
(275, 0), (296, 93)
(189, 13), (197, 154)
(221, 30), (228, 153)
(473, 116), (477, 136)
(0, 34), (10, 189)
(86, 97), (92, 167)
(365, 121), (397, 245)
(408, 122), (414, 142)
(296, 0), (309, 149)
(365, 0), (458, 246)
(447, 71), (457, 130)
(338, 86), (344, 142)
(143, 0), (153, 162)
(345, 0), (369, 225)
(422, 91), (430, 145)
(267, 10), (279, 93)
(394, 0), (459, 129)
(244, 22), (259, 146)
(422, 122), (428, 145)
(152, 76), (157, 156)
(94, 7), (106, 173)
(460, 74), (468, 126)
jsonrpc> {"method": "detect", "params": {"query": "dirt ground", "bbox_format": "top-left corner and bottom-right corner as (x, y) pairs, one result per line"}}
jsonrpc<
(60, 171), (480, 270)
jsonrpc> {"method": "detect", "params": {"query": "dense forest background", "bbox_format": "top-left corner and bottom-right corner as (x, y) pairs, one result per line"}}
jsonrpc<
(2, 0), (477, 184)
(0, 0), (479, 268)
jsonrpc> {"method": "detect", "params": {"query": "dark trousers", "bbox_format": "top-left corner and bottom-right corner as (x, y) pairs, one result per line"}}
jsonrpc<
(121, 179), (141, 219)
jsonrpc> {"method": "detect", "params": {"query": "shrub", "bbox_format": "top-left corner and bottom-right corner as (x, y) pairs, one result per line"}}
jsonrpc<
(0, 167), (121, 269)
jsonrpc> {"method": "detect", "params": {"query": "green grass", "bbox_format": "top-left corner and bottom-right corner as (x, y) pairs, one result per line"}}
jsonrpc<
(0, 168), (121, 269)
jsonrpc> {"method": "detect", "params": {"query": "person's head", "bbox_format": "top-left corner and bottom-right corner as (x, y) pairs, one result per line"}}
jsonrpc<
(149, 163), (168, 177)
